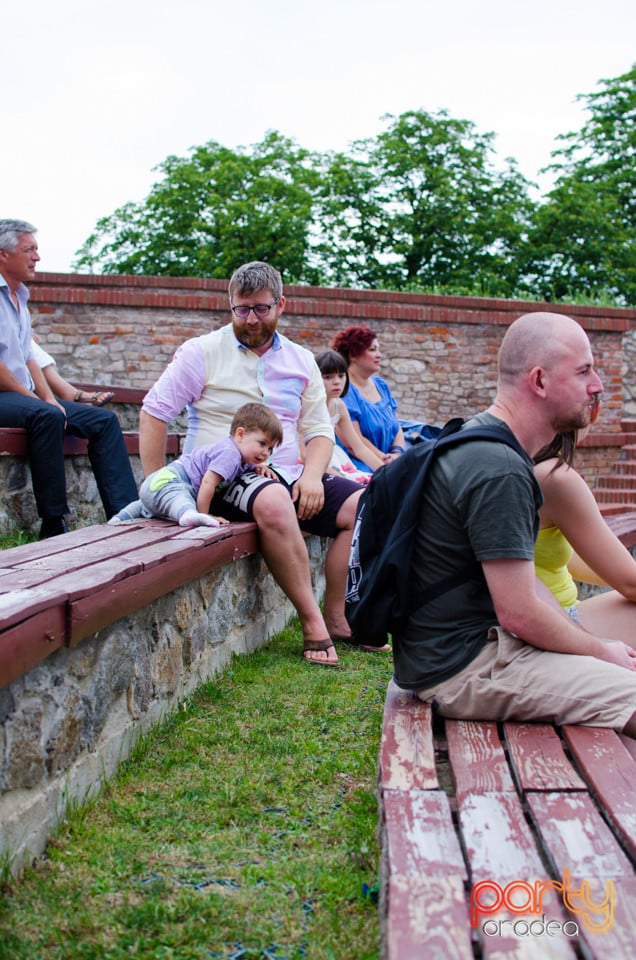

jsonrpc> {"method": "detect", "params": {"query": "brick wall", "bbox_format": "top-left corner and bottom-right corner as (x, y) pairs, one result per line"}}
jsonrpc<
(27, 272), (636, 480)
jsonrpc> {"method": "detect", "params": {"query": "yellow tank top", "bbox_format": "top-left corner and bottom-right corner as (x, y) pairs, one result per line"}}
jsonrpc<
(534, 525), (579, 609)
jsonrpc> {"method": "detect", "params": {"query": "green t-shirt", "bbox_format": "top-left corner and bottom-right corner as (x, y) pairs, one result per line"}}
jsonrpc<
(393, 413), (542, 690)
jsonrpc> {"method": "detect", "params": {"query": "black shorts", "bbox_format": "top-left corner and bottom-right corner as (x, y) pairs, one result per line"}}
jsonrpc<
(210, 471), (362, 538)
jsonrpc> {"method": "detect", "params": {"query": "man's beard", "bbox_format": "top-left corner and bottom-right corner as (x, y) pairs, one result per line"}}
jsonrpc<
(233, 319), (277, 350)
(552, 408), (591, 433)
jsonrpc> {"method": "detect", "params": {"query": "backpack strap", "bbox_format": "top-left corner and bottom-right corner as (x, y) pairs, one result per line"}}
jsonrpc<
(406, 421), (528, 617)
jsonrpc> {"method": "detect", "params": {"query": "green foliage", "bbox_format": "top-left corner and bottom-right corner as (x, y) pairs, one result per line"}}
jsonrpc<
(75, 132), (324, 283)
(74, 67), (636, 305)
(317, 110), (535, 294)
(522, 64), (636, 305)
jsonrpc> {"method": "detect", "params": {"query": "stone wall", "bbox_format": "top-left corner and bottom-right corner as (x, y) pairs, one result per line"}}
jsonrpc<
(0, 534), (327, 878)
(28, 272), (635, 430)
(0, 446), (146, 537)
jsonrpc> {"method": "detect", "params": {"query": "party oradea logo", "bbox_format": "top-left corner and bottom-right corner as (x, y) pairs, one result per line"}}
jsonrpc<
(470, 869), (615, 938)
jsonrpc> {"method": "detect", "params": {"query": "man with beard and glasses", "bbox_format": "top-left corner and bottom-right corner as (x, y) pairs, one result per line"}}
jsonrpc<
(392, 311), (636, 736)
(139, 261), (363, 667)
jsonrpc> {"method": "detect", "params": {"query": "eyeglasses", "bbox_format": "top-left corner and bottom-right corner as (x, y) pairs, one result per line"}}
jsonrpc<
(230, 300), (279, 320)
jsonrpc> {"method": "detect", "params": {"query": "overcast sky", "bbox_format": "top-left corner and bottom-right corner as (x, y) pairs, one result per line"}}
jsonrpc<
(3, 0), (634, 273)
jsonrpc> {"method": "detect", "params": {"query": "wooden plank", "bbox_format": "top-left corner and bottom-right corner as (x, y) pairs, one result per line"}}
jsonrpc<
(446, 720), (515, 798)
(458, 792), (545, 879)
(526, 792), (632, 878)
(0, 522), (140, 568)
(604, 511), (636, 548)
(383, 789), (466, 879)
(67, 525), (260, 645)
(0, 427), (180, 458)
(477, 906), (578, 959)
(563, 726), (636, 859)
(386, 875), (474, 960)
(0, 557), (141, 632)
(575, 876), (636, 960)
(379, 680), (438, 791)
(504, 723), (585, 791)
(463, 797), (579, 959)
(0, 606), (66, 688)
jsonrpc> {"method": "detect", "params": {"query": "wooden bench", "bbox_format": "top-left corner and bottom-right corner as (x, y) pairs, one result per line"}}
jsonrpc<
(379, 681), (636, 959)
(379, 512), (636, 958)
(0, 519), (259, 689)
(0, 426), (181, 458)
(0, 383), (184, 458)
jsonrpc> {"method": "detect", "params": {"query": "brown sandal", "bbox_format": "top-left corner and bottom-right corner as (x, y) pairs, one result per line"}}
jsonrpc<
(302, 638), (339, 667)
(330, 633), (392, 653)
(74, 390), (115, 406)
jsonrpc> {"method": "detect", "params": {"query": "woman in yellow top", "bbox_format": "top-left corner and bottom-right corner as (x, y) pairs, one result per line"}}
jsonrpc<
(534, 401), (636, 643)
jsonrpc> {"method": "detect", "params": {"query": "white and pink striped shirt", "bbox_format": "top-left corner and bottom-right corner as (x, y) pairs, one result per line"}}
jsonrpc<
(142, 324), (334, 484)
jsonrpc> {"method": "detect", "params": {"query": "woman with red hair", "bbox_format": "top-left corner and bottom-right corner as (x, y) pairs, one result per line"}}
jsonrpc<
(331, 325), (405, 470)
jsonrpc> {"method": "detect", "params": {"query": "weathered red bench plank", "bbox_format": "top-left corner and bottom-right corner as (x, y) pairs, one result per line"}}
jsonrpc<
(526, 792), (633, 878)
(0, 427), (181, 457)
(379, 682), (438, 790)
(503, 722), (586, 791)
(379, 681), (636, 959)
(0, 520), (259, 688)
(458, 790), (546, 879)
(386, 875), (473, 960)
(0, 605), (66, 683)
(67, 523), (259, 645)
(562, 725), (636, 860)
(382, 789), (466, 878)
(446, 719), (515, 797)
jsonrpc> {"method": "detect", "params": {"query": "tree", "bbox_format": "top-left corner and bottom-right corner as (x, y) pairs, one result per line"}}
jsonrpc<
(74, 132), (323, 283)
(316, 110), (536, 295)
(522, 64), (636, 305)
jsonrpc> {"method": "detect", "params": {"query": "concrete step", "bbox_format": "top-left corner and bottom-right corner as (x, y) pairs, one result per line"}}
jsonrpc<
(612, 460), (636, 476)
(598, 502), (636, 516)
(595, 474), (636, 489)
(593, 487), (636, 505)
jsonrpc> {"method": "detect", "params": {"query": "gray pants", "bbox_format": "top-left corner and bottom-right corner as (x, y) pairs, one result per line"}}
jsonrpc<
(138, 461), (197, 521)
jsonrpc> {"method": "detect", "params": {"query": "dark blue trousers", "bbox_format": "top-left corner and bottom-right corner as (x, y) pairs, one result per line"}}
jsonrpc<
(0, 393), (137, 520)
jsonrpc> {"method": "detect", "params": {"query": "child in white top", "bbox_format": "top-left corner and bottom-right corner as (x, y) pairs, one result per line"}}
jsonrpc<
(315, 350), (385, 483)
(109, 403), (283, 527)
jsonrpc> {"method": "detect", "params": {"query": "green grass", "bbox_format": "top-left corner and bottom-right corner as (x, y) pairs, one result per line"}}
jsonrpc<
(0, 620), (391, 959)
(0, 529), (37, 550)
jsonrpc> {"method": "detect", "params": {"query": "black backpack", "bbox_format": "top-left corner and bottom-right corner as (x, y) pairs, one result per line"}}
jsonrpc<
(344, 417), (527, 647)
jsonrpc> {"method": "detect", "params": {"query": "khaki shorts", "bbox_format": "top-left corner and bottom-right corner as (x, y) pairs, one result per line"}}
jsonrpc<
(416, 627), (636, 731)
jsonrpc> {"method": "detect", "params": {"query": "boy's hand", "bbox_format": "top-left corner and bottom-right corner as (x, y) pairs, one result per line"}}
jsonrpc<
(253, 464), (278, 479)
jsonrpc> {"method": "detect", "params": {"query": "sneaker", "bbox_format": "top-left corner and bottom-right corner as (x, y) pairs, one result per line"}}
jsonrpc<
(39, 517), (69, 540)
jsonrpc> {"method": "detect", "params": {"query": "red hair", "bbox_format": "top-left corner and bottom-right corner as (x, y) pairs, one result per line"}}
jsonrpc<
(332, 325), (377, 364)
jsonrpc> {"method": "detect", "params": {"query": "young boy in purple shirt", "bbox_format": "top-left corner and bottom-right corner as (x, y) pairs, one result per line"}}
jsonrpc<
(110, 403), (282, 527)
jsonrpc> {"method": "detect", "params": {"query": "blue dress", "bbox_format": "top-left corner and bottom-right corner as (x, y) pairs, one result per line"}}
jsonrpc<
(340, 376), (400, 470)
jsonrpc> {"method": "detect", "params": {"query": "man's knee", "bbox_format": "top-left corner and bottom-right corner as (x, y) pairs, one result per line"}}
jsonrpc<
(29, 401), (66, 432)
(252, 482), (297, 528)
(335, 489), (363, 531)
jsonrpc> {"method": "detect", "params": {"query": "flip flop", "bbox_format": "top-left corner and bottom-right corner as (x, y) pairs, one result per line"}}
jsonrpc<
(331, 634), (392, 653)
(90, 390), (115, 406)
(74, 390), (115, 406)
(302, 638), (339, 667)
